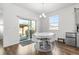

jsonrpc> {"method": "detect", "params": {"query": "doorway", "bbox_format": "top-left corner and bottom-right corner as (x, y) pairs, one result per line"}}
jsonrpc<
(18, 18), (36, 46)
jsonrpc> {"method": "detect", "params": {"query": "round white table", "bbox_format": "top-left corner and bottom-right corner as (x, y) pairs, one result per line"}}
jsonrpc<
(32, 32), (56, 52)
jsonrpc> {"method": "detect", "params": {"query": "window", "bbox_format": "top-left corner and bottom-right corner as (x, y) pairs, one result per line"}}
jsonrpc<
(49, 15), (59, 30)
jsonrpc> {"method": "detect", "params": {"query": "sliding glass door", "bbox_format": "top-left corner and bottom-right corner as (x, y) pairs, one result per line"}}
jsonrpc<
(30, 20), (36, 38)
(19, 18), (36, 42)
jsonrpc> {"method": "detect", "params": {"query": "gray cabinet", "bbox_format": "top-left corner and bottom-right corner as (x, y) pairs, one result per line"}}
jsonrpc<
(75, 8), (79, 25)
(77, 33), (79, 47)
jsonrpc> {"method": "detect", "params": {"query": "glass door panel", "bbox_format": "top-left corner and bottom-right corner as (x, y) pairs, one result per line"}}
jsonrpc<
(19, 19), (30, 41)
(19, 18), (36, 42)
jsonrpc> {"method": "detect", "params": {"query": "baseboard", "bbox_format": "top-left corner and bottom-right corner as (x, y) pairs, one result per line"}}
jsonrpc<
(4, 43), (19, 48)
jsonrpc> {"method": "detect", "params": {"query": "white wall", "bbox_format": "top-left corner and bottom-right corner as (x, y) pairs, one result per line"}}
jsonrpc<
(3, 3), (38, 47)
(46, 4), (79, 39)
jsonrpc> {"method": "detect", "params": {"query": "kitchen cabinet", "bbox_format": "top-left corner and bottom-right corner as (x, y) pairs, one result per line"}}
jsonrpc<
(75, 8), (79, 25)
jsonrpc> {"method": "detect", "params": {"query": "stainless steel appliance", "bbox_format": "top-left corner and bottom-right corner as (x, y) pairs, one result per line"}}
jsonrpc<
(65, 32), (76, 47)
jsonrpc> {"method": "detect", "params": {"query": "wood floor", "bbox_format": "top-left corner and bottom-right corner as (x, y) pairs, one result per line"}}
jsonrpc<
(0, 41), (79, 55)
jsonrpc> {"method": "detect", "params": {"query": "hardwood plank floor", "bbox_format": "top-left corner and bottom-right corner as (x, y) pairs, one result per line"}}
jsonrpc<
(0, 41), (79, 55)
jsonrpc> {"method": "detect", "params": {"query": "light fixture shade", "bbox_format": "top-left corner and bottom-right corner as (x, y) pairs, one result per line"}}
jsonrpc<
(40, 13), (46, 18)
(40, 15), (42, 18)
(42, 13), (46, 18)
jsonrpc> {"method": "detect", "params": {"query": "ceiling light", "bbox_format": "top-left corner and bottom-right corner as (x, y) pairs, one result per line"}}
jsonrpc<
(40, 15), (42, 18)
(42, 13), (46, 18)
(40, 13), (46, 18)
(39, 3), (46, 18)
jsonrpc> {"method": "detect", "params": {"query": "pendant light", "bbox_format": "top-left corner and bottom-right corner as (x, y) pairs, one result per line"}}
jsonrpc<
(40, 3), (46, 18)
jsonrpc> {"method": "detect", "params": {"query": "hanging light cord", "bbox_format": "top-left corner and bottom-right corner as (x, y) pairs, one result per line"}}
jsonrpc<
(40, 3), (46, 18)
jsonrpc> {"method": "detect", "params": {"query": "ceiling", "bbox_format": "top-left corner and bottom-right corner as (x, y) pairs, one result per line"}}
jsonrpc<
(15, 3), (75, 14)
